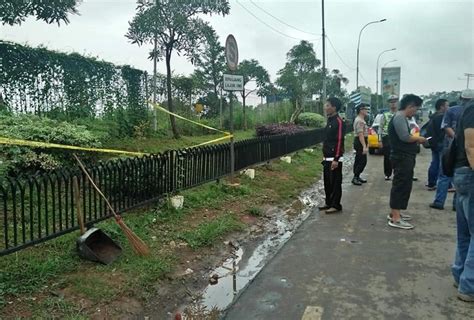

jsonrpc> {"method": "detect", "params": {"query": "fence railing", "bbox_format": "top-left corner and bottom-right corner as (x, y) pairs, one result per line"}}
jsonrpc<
(0, 128), (328, 256)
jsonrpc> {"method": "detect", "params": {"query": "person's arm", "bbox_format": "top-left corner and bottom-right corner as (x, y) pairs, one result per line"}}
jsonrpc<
(393, 115), (426, 144)
(378, 115), (384, 147)
(442, 109), (455, 138)
(331, 117), (344, 170)
(445, 127), (455, 139)
(463, 111), (474, 168)
(466, 128), (474, 169)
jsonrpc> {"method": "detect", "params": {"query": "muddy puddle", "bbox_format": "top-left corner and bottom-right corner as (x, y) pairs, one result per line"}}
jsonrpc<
(181, 155), (355, 318)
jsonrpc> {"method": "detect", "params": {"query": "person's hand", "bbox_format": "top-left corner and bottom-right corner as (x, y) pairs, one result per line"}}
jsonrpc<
(363, 147), (368, 155)
(418, 136), (427, 144)
(331, 160), (339, 170)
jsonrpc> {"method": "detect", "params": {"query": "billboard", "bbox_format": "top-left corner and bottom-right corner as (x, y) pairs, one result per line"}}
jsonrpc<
(381, 67), (401, 102)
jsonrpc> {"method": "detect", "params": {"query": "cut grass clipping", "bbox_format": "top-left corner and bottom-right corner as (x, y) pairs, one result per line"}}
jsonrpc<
(179, 214), (244, 249)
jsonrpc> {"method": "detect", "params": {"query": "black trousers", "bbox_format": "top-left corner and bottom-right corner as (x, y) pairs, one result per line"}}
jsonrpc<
(353, 137), (368, 177)
(390, 154), (416, 210)
(323, 161), (343, 210)
(382, 136), (392, 177)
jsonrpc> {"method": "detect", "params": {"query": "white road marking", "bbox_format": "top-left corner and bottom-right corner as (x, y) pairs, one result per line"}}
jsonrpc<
(301, 306), (324, 320)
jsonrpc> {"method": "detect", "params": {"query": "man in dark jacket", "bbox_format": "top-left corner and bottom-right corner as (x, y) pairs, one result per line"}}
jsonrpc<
(319, 97), (345, 214)
(426, 98), (448, 190)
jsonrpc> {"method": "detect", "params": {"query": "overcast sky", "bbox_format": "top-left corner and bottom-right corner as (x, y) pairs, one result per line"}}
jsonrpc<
(1, 0), (473, 105)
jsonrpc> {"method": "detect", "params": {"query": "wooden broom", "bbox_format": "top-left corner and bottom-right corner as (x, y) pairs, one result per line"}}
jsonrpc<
(73, 154), (150, 256)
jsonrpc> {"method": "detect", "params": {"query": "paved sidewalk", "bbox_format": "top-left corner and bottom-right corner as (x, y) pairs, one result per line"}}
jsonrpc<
(225, 150), (474, 319)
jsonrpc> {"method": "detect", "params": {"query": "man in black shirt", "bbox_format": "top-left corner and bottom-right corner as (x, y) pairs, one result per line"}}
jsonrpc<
(426, 99), (448, 190)
(451, 93), (474, 302)
(320, 97), (345, 214)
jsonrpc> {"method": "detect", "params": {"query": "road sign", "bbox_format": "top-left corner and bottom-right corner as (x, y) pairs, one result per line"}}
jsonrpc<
(225, 35), (239, 71)
(381, 67), (401, 103)
(223, 74), (243, 91)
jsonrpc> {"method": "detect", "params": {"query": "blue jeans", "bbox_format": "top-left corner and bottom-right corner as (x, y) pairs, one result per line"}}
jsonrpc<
(433, 151), (456, 207)
(427, 148), (440, 187)
(452, 167), (474, 295)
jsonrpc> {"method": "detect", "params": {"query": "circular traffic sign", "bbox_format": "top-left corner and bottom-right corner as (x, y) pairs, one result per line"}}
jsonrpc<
(225, 34), (239, 71)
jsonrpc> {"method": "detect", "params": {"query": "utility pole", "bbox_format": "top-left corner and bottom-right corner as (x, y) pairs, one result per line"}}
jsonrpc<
(219, 85), (223, 128)
(465, 73), (474, 89)
(321, 0), (327, 107)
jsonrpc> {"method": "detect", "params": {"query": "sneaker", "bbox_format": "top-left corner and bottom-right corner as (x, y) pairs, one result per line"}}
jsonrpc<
(318, 205), (330, 211)
(325, 207), (342, 214)
(352, 178), (362, 186)
(385, 176), (391, 181)
(427, 186), (437, 191)
(388, 219), (414, 230)
(448, 188), (456, 193)
(429, 203), (444, 210)
(358, 177), (368, 183)
(457, 292), (474, 302)
(413, 176), (419, 181)
(387, 214), (412, 221)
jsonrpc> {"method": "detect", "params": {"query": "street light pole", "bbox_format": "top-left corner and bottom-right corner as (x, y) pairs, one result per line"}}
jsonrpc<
(376, 48), (396, 111)
(383, 59), (398, 68)
(356, 18), (387, 90)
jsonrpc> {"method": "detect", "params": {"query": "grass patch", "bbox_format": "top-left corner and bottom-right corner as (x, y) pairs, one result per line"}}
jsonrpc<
(105, 129), (256, 154)
(247, 207), (263, 216)
(179, 214), (244, 249)
(68, 274), (120, 302)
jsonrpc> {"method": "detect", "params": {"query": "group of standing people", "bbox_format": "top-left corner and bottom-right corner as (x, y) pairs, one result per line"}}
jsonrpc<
(319, 93), (426, 230)
(424, 89), (474, 302)
(319, 89), (474, 302)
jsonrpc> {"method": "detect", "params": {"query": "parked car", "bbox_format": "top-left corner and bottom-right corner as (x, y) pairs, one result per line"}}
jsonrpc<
(368, 113), (384, 154)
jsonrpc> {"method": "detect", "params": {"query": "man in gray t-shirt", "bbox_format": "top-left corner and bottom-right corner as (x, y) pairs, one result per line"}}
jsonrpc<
(387, 94), (426, 230)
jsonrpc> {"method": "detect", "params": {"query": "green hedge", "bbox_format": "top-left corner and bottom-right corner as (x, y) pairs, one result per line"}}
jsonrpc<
(0, 113), (102, 177)
(296, 112), (326, 128)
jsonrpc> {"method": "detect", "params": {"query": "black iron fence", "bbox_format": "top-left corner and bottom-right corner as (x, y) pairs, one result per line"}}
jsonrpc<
(0, 128), (328, 256)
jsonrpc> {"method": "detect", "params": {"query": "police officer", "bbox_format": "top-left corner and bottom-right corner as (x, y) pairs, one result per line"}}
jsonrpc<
(379, 95), (399, 180)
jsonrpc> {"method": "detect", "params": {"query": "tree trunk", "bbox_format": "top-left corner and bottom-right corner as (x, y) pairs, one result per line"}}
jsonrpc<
(290, 99), (303, 123)
(166, 49), (179, 138)
(152, 34), (158, 132)
(242, 89), (247, 130)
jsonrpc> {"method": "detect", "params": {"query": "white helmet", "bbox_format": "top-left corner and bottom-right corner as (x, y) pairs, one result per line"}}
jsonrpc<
(387, 94), (399, 102)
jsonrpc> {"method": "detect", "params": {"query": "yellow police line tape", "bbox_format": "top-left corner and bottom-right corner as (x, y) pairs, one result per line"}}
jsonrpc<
(0, 103), (232, 156)
(149, 101), (231, 136)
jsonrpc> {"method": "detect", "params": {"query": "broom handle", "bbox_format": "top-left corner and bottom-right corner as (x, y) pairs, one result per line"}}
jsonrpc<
(72, 176), (86, 235)
(73, 154), (120, 220)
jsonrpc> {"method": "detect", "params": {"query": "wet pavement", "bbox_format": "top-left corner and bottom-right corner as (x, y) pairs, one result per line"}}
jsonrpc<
(224, 149), (474, 319)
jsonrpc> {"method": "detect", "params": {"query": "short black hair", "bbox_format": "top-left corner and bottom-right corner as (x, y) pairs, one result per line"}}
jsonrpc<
(356, 103), (368, 114)
(327, 97), (342, 112)
(435, 99), (448, 111)
(399, 94), (423, 110)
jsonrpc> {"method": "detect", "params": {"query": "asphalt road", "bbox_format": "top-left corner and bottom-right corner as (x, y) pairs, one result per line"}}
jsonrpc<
(224, 149), (474, 320)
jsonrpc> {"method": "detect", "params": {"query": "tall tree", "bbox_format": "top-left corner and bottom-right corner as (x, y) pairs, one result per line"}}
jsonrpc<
(238, 59), (270, 130)
(0, 0), (80, 25)
(276, 41), (321, 122)
(126, 0), (230, 138)
(193, 26), (226, 97)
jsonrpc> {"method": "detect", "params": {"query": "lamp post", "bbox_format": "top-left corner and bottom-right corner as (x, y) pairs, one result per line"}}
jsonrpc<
(356, 19), (387, 89)
(383, 59), (398, 68)
(376, 48), (396, 111)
